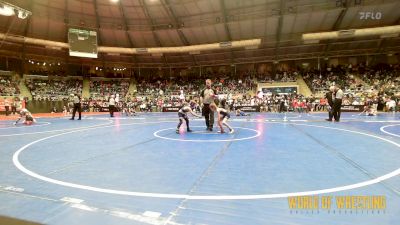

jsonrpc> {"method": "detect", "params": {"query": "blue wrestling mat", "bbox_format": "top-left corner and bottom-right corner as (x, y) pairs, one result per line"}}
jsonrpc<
(0, 112), (400, 225)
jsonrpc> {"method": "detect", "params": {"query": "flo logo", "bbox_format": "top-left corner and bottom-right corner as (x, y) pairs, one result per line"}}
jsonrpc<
(359, 12), (382, 20)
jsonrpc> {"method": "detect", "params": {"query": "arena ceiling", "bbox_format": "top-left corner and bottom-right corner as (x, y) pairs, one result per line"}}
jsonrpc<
(0, 0), (400, 67)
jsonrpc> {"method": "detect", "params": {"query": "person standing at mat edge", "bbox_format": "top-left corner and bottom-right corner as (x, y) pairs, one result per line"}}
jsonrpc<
(109, 95), (116, 117)
(70, 93), (81, 120)
(4, 98), (10, 116)
(333, 85), (343, 122)
(325, 86), (335, 122)
(11, 97), (19, 115)
(200, 79), (217, 131)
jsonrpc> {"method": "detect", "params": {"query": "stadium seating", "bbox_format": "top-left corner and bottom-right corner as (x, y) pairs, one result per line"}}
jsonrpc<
(25, 78), (82, 101)
(0, 75), (20, 96)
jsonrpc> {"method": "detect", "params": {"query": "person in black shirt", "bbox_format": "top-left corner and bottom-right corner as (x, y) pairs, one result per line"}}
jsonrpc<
(279, 95), (286, 113)
(176, 103), (201, 134)
(210, 103), (234, 134)
(325, 86), (335, 121)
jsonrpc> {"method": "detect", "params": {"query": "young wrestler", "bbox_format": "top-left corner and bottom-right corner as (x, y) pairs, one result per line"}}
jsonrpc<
(209, 103), (234, 134)
(128, 101), (137, 116)
(235, 109), (250, 116)
(176, 102), (201, 134)
(62, 105), (68, 116)
(14, 108), (36, 125)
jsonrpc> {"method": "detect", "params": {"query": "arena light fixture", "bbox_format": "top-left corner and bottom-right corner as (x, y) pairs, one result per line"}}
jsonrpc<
(0, 4), (14, 16)
(0, 1), (31, 19)
(0, 30), (261, 55)
(17, 10), (29, 19)
(98, 38), (262, 54)
(302, 25), (400, 41)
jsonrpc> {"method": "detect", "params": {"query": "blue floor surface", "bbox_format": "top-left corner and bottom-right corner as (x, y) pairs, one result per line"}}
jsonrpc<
(0, 112), (400, 225)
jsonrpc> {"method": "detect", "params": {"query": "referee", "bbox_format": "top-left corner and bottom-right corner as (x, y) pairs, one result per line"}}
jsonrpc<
(333, 85), (343, 122)
(109, 95), (116, 117)
(200, 79), (217, 131)
(70, 93), (81, 120)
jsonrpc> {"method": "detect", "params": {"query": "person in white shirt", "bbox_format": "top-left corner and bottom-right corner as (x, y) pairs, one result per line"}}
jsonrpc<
(227, 93), (232, 101)
(115, 94), (120, 104)
(257, 90), (264, 99)
(250, 98), (255, 106)
(4, 98), (10, 116)
(179, 90), (185, 103)
(70, 93), (81, 120)
(387, 98), (396, 112)
(11, 97), (20, 115)
(63, 105), (68, 116)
